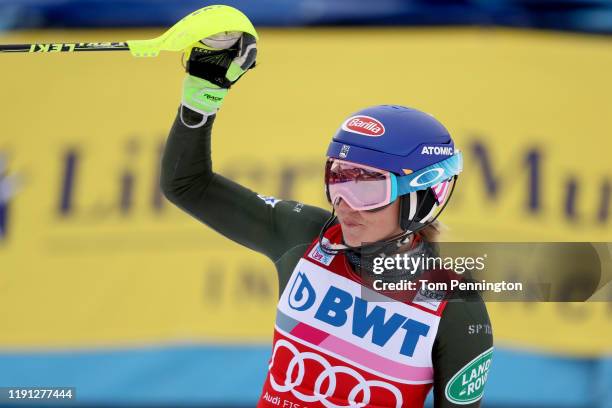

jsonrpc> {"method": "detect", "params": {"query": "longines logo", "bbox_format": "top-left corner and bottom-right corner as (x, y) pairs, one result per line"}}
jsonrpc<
(0, 152), (20, 242)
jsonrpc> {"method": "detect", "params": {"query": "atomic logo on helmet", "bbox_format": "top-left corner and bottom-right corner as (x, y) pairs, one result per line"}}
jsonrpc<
(421, 146), (453, 156)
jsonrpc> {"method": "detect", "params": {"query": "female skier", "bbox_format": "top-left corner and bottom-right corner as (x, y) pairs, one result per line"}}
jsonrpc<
(161, 31), (493, 408)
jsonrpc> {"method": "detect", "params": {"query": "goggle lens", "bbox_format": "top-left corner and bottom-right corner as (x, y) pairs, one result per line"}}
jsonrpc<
(325, 159), (393, 211)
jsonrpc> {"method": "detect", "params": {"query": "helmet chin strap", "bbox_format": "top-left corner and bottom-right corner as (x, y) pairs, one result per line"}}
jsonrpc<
(318, 176), (457, 257)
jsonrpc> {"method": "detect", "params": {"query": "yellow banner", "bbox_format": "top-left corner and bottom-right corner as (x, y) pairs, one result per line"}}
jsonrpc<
(0, 28), (610, 355)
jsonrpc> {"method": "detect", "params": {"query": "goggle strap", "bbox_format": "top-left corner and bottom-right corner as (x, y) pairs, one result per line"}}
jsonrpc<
(401, 175), (458, 232)
(318, 206), (350, 255)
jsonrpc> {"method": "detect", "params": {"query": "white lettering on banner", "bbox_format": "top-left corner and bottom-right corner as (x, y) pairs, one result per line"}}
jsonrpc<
(269, 339), (403, 408)
(279, 259), (442, 368)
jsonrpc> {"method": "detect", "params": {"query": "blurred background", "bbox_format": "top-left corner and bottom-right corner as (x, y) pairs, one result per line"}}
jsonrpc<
(0, 0), (611, 407)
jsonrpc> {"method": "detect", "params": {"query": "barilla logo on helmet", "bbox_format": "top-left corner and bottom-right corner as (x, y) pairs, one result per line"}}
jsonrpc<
(341, 115), (385, 137)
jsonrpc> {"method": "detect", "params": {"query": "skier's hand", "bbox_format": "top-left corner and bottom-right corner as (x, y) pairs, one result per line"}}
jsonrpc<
(187, 32), (257, 88)
(180, 33), (257, 127)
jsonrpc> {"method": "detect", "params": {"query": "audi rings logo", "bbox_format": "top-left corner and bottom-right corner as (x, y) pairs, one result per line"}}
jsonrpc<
(268, 339), (403, 408)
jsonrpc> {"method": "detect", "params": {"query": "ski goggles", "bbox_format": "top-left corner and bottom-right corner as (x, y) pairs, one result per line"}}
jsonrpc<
(325, 151), (463, 211)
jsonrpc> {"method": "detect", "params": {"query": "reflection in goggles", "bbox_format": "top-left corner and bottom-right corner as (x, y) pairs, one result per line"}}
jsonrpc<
(325, 159), (392, 211)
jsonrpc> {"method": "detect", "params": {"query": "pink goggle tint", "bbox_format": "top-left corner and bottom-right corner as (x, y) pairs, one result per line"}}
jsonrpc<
(324, 158), (393, 211)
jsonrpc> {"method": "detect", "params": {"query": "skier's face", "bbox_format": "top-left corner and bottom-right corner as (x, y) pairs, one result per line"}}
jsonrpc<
(335, 198), (403, 247)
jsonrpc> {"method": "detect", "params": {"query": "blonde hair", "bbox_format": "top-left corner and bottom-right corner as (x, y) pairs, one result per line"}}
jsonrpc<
(417, 220), (447, 242)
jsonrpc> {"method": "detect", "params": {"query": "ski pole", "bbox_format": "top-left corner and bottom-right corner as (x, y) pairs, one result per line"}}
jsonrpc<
(0, 4), (258, 57)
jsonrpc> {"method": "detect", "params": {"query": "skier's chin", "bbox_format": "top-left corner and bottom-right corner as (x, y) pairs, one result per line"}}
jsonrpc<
(341, 223), (367, 247)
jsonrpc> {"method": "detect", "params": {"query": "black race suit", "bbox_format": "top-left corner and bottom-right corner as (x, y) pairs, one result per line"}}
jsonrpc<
(160, 110), (493, 408)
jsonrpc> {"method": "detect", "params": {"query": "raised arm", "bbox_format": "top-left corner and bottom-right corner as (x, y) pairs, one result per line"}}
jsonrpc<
(160, 33), (330, 263)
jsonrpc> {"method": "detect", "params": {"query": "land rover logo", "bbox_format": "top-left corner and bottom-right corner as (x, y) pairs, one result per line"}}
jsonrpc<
(445, 347), (493, 404)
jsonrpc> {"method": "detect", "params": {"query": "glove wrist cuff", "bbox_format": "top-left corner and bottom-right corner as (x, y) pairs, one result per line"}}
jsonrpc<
(181, 75), (228, 115)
